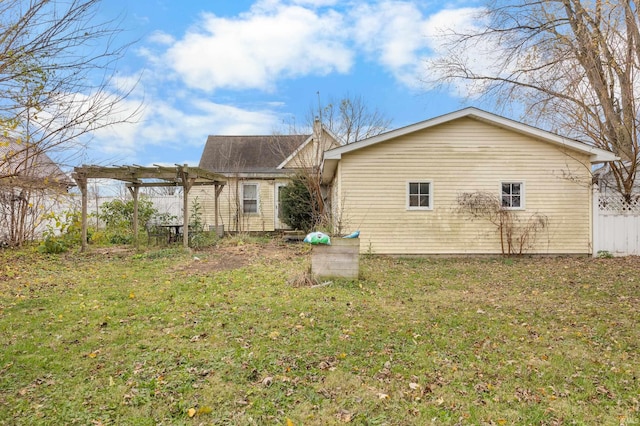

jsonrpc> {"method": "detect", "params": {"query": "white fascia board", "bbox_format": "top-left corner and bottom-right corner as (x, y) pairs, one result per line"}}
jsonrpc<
(321, 158), (339, 184)
(277, 135), (313, 169)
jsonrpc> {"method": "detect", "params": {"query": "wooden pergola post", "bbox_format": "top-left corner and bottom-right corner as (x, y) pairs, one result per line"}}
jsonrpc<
(75, 173), (88, 252)
(127, 185), (140, 247)
(215, 184), (224, 236)
(179, 165), (194, 249)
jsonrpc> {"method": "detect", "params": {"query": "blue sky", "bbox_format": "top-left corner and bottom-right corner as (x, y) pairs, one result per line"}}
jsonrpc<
(87, 0), (484, 169)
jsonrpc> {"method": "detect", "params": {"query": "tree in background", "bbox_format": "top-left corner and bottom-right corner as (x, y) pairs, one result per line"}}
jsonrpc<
(0, 0), (140, 246)
(427, 0), (640, 199)
(278, 94), (393, 232)
(316, 94), (392, 145)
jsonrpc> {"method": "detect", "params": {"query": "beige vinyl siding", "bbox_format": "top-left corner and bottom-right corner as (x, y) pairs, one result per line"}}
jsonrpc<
(192, 178), (290, 233)
(284, 133), (338, 169)
(336, 117), (593, 255)
(284, 140), (321, 169)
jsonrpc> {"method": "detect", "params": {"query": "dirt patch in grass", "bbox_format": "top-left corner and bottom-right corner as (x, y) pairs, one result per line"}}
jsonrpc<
(177, 239), (307, 274)
(91, 246), (135, 256)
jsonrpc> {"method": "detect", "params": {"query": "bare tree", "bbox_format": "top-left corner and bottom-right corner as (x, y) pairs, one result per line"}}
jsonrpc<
(276, 94), (393, 231)
(427, 0), (639, 199)
(0, 0), (140, 246)
(308, 93), (392, 145)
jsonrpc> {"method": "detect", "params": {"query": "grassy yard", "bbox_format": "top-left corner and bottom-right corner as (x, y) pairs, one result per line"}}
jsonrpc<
(0, 239), (638, 425)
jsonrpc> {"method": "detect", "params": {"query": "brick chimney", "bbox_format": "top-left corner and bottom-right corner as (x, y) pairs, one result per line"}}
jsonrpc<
(313, 116), (322, 142)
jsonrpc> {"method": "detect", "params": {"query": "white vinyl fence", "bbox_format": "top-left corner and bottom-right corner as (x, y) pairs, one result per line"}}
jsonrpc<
(87, 194), (184, 228)
(1, 192), (187, 243)
(593, 194), (640, 256)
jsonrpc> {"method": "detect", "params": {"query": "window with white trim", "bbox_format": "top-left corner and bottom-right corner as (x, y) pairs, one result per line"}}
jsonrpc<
(501, 182), (523, 209)
(242, 183), (258, 214)
(407, 181), (432, 210)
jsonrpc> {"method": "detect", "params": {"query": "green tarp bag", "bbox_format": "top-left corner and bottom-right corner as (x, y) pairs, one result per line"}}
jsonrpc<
(303, 232), (331, 245)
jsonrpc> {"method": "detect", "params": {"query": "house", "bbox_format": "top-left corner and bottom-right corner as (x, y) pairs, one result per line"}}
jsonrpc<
(321, 108), (617, 255)
(193, 120), (340, 233)
(592, 162), (640, 198)
(0, 137), (75, 245)
(0, 138), (74, 190)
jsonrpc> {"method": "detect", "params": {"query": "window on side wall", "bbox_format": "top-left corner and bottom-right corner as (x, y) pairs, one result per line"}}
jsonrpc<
(407, 181), (432, 210)
(242, 183), (258, 214)
(501, 182), (524, 209)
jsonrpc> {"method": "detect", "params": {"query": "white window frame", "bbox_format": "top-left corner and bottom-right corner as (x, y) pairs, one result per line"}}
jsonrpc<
(406, 181), (433, 210)
(242, 183), (259, 214)
(500, 181), (525, 210)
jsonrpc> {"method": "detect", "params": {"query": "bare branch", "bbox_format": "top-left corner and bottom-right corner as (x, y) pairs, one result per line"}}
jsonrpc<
(0, 0), (141, 246)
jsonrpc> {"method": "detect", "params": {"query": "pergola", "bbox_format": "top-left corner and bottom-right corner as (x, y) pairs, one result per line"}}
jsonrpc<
(72, 164), (226, 252)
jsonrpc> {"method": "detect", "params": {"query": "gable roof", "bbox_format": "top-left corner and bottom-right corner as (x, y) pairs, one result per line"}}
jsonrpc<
(199, 134), (310, 174)
(322, 107), (618, 183)
(278, 124), (343, 169)
(0, 138), (74, 189)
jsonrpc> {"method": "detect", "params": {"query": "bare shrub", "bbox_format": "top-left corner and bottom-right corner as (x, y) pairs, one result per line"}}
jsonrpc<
(456, 191), (548, 255)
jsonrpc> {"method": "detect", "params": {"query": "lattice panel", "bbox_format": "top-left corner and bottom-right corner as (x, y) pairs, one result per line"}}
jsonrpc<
(598, 195), (640, 213)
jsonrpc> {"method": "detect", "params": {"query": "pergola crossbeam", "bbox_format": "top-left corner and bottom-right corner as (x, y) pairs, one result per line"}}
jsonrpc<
(72, 164), (226, 251)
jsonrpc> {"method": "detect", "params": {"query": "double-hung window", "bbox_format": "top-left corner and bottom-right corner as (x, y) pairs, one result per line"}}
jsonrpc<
(242, 183), (258, 214)
(501, 182), (523, 209)
(407, 181), (432, 210)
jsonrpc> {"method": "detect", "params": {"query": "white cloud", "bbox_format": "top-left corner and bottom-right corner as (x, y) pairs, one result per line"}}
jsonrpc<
(348, 2), (485, 90)
(351, 2), (426, 69)
(162, 3), (353, 93)
(421, 7), (502, 98)
(147, 30), (175, 45)
(289, 0), (339, 6)
(422, 7), (485, 51)
(140, 1), (488, 94)
(90, 94), (283, 162)
(89, 1), (494, 166)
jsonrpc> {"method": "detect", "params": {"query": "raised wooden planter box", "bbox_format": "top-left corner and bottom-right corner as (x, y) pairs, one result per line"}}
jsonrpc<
(311, 238), (360, 279)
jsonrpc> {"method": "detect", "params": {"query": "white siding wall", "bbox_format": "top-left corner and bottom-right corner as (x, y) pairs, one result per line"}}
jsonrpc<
(335, 118), (593, 255)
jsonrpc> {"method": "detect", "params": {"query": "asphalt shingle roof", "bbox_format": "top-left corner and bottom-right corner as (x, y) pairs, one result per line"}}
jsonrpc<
(0, 138), (74, 188)
(198, 134), (310, 173)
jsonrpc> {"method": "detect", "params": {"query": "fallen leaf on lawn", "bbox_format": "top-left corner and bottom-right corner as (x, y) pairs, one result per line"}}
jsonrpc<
(336, 409), (354, 422)
(286, 418), (294, 426)
(268, 331), (280, 339)
(377, 392), (389, 399)
(187, 408), (196, 418)
(197, 406), (212, 415)
(409, 382), (420, 390)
